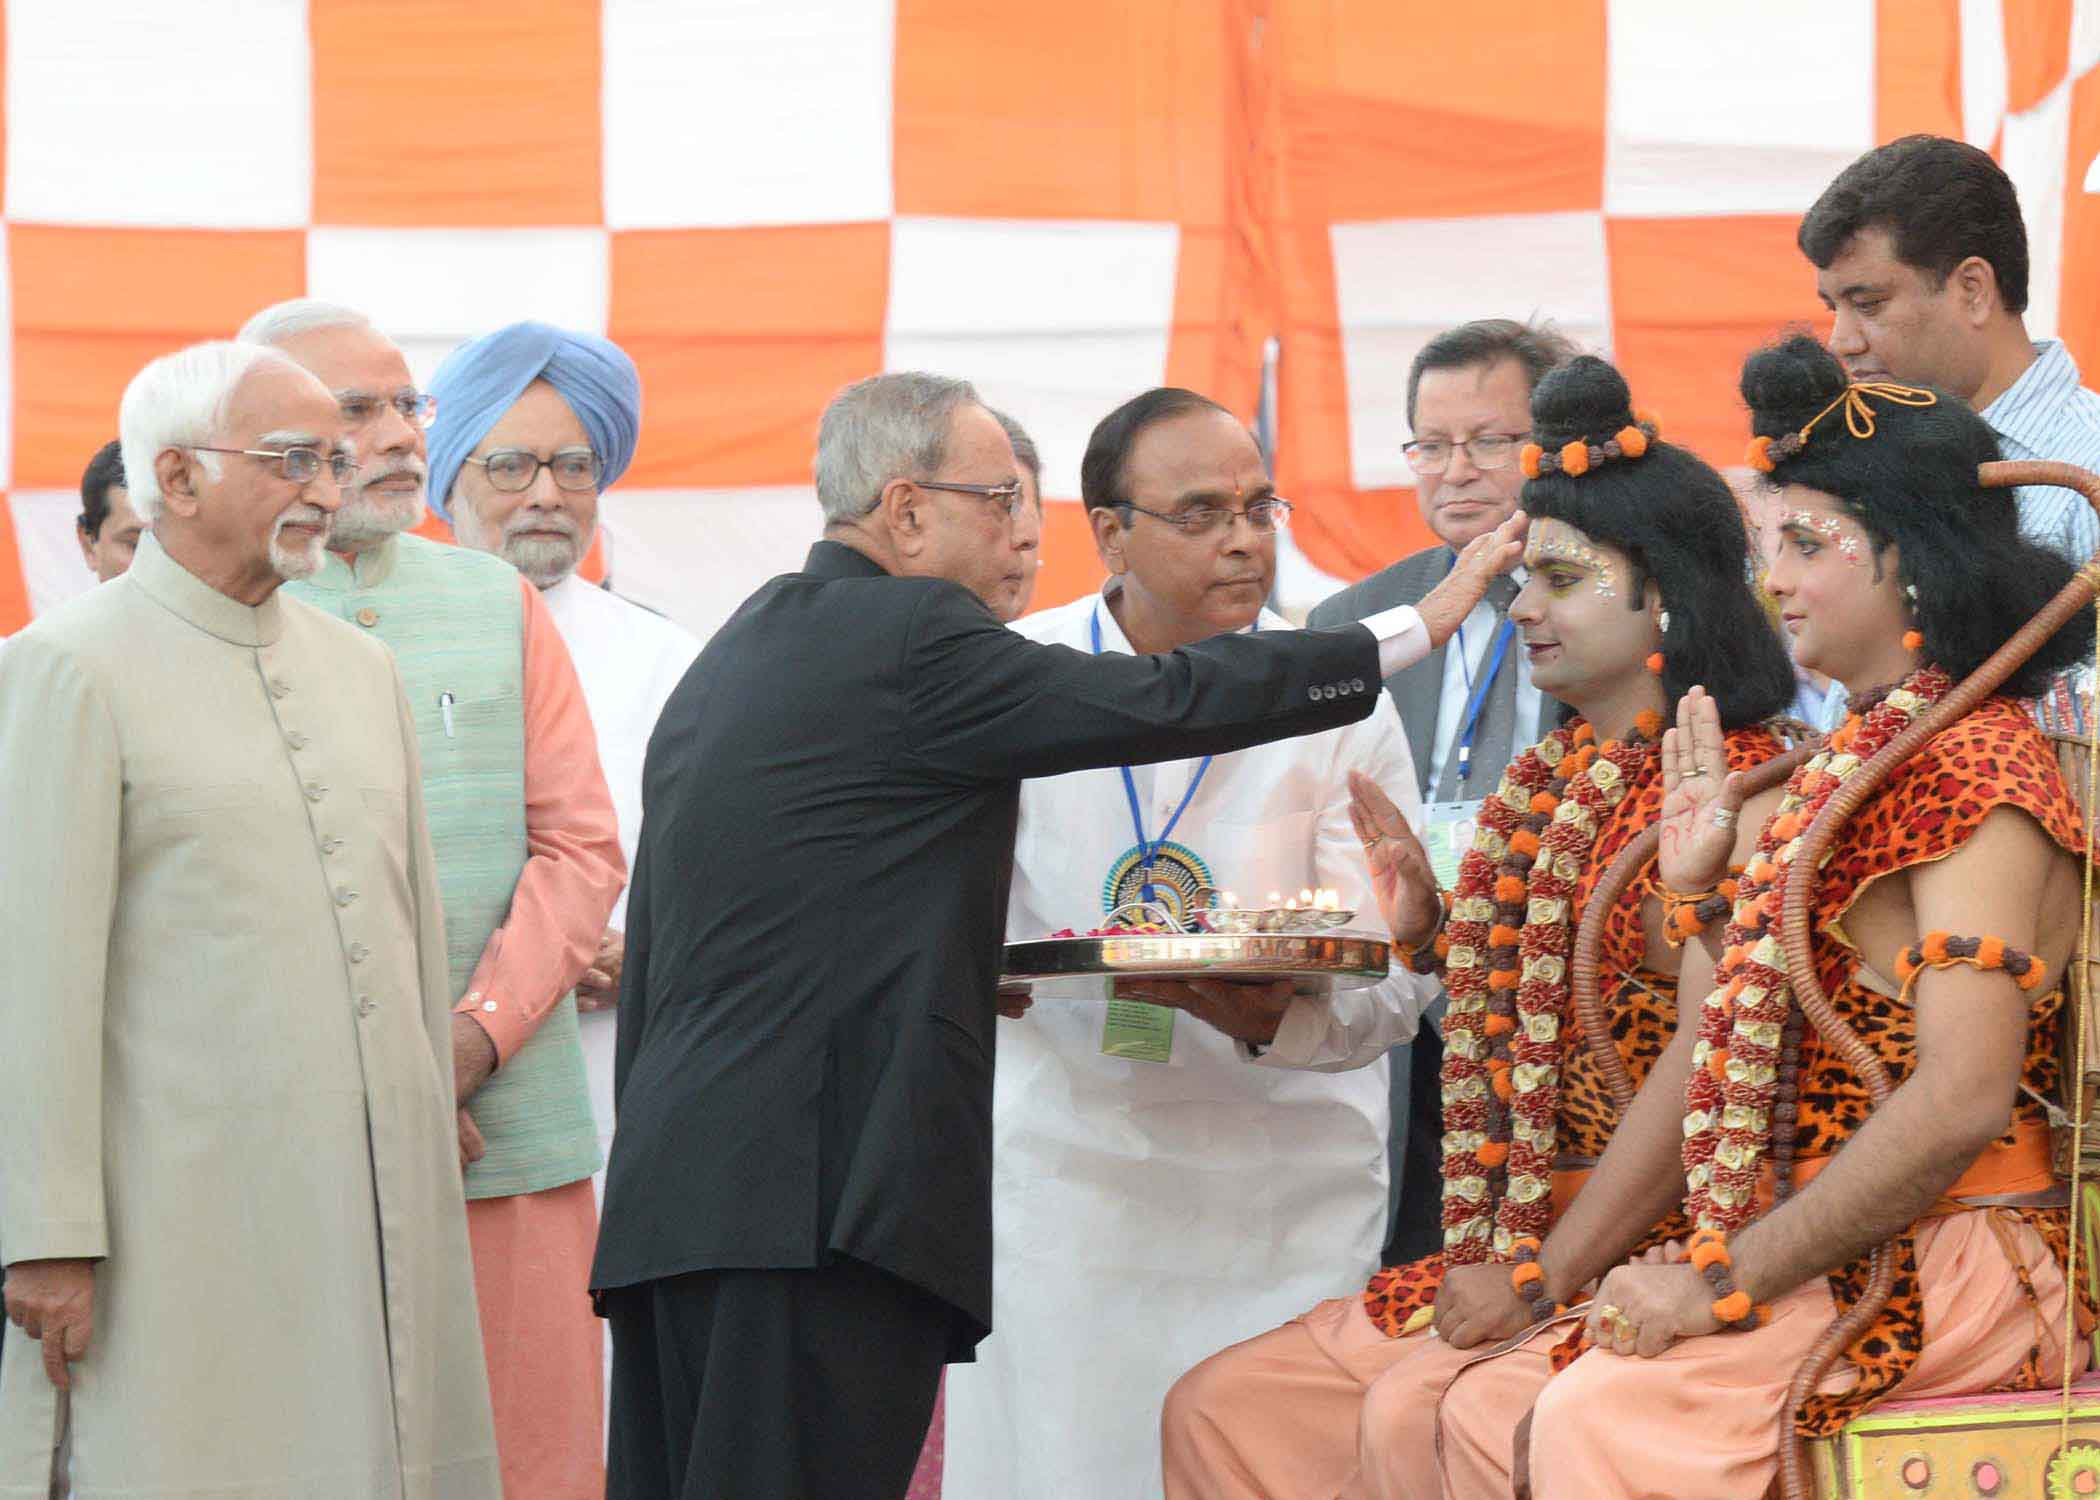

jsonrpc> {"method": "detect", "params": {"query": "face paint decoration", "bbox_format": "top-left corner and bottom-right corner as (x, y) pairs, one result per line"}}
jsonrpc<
(1783, 509), (1864, 566)
(1529, 533), (1618, 599)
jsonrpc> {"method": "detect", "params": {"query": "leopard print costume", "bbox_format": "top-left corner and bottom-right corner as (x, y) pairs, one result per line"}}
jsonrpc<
(1361, 724), (1784, 1338)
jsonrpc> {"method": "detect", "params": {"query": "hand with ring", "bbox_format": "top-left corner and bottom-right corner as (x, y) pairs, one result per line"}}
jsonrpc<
(1656, 685), (1749, 895)
(1347, 770), (1445, 949)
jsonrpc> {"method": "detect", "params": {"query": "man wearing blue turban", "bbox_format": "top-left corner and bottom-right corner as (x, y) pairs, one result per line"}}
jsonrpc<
(249, 300), (628, 1500)
(429, 322), (701, 1343)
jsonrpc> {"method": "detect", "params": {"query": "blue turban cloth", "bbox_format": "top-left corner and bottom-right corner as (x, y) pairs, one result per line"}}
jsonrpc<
(424, 322), (642, 522)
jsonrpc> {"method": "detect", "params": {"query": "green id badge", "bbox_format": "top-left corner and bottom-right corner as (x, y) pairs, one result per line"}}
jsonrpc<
(1102, 999), (1176, 1063)
(1419, 799), (1486, 889)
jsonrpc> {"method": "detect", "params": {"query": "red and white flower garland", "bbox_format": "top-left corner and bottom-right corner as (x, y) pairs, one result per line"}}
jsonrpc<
(1681, 667), (1949, 1230)
(1439, 713), (1664, 1264)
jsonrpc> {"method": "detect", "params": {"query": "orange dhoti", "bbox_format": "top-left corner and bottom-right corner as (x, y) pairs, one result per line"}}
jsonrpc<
(1409, 1210), (2083, 1500)
(467, 1177), (606, 1499)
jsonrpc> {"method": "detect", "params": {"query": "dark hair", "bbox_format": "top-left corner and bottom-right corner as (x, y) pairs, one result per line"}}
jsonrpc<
(1741, 333), (2090, 697)
(1799, 134), (2029, 314)
(1520, 356), (1795, 729)
(79, 439), (127, 538)
(1407, 318), (1577, 428)
(991, 408), (1042, 487)
(1080, 387), (1234, 510)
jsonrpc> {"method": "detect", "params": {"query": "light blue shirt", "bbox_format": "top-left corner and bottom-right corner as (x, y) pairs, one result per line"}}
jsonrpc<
(1982, 339), (2100, 561)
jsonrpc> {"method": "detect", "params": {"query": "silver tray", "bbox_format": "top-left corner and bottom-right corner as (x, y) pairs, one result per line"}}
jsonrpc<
(1001, 930), (1392, 993)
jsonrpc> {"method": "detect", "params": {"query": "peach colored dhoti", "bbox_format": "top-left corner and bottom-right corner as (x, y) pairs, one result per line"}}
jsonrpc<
(1389, 1210), (2082, 1500)
(467, 1177), (606, 1499)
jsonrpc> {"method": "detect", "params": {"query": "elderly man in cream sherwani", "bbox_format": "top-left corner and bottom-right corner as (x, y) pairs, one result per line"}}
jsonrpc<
(0, 341), (498, 1499)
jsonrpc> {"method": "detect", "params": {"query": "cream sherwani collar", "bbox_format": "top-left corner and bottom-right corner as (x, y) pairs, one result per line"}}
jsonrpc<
(128, 531), (286, 648)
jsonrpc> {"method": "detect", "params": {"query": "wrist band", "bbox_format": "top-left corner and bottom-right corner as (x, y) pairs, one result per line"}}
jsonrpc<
(1399, 888), (1455, 973)
(1687, 1227), (1769, 1330)
(1508, 1235), (1560, 1321)
(1660, 873), (1740, 948)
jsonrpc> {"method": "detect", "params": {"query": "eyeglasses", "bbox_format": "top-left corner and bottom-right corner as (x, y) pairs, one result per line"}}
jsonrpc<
(465, 448), (604, 493)
(339, 391), (439, 430)
(1400, 433), (1527, 475)
(915, 478), (1028, 519)
(189, 445), (357, 486)
(1117, 497), (1294, 536)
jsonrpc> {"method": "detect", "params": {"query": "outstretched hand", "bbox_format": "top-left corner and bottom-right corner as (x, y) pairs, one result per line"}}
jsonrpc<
(1347, 770), (1444, 948)
(1656, 686), (1747, 895)
(1417, 511), (1528, 649)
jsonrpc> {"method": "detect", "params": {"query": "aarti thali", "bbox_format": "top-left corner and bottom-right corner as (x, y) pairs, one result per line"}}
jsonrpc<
(1001, 891), (1392, 994)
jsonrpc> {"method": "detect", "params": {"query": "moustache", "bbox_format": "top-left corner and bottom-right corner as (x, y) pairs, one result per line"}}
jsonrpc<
(274, 506), (330, 534)
(504, 512), (581, 544)
(358, 460), (426, 490)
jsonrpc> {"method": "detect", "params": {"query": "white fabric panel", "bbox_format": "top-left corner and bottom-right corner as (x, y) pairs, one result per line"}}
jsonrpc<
(1271, 525), (1350, 622)
(3, 0), (310, 226)
(2002, 82), (2072, 341)
(1961, 0), (2012, 146)
(599, 486), (826, 645)
(1603, 0), (1874, 216)
(306, 229), (611, 358)
(1330, 212), (1612, 489)
(2074, 0), (2100, 74)
(601, 0), (894, 228)
(8, 490), (95, 620)
(0, 225), (11, 489)
(885, 218), (1180, 500)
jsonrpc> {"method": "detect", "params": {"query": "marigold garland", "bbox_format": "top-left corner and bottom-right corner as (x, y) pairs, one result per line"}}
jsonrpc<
(1680, 666), (1951, 1231)
(1438, 712), (1664, 1263)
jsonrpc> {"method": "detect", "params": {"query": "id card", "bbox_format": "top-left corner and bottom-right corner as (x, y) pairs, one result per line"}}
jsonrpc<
(1419, 799), (1485, 889)
(1102, 999), (1176, 1063)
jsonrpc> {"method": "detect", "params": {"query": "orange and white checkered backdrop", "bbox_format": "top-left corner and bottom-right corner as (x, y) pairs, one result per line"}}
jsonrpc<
(3, 1), (2099, 640)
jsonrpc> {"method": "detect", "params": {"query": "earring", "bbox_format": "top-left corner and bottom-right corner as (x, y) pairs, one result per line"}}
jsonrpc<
(1902, 583), (1922, 652)
(1904, 584), (1918, 604)
(1658, 609), (1671, 634)
(1645, 653), (1665, 676)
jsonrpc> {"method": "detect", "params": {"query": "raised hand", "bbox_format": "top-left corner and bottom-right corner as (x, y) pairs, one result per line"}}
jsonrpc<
(1417, 510), (1528, 649)
(1657, 686), (1746, 894)
(1347, 770), (1444, 948)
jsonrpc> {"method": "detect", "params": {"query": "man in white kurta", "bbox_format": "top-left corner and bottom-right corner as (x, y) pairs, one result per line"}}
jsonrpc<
(943, 389), (1438, 1500)
(0, 343), (498, 1500)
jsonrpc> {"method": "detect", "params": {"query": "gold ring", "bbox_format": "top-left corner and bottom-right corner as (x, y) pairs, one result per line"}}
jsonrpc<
(1611, 1312), (1638, 1342)
(1595, 1303), (1622, 1325)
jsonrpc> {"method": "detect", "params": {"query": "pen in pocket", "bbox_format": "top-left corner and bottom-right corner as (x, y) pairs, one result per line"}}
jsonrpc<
(439, 691), (456, 739)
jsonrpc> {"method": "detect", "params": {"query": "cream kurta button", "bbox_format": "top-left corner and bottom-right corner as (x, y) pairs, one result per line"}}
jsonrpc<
(355, 607), (380, 628)
(286, 730), (308, 750)
(348, 941), (370, 963)
(357, 995), (375, 1017)
(269, 678), (291, 698)
(304, 781), (327, 802)
(334, 886), (358, 906)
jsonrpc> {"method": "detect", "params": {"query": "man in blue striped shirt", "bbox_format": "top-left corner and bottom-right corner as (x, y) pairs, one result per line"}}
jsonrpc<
(1801, 134), (2100, 563)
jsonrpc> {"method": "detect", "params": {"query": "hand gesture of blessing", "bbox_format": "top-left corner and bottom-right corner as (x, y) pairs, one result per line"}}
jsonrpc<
(1416, 511), (1528, 649)
(1347, 770), (1445, 949)
(1656, 686), (1746, 895)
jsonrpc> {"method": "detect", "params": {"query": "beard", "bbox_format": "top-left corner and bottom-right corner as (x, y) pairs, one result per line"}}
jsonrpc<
(498, 513), (589, 589)
(269, 506), (331, 580)
(329, 464), (427, 548)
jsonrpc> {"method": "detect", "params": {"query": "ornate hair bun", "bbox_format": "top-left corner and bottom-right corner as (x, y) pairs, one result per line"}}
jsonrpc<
(1520, 411), (1661, 480)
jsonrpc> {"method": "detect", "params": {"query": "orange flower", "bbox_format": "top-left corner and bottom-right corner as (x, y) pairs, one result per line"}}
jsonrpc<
(1476, 1141), (1511, 1169)
(1490, 923), (1523, 948)
(1560, 440), (1591, 477)
(1519, 442), (1545, 479)
(1712, 1290), (1753, 1324)
(1902, 629), (1924, 651)
(1633, 710), (1665, 740)
(1634, 409), (1662, 438)
(1616, 423), (1649, 459)
(1645, 652), (1665, 677)
(1490, 1066), (1516, 1102)
(1707, 1047), (1731, 1085)
(1489, 969), (1520, 992)
(1509, 829), (1541, 858)
(1921, 931), (1951, 965)
(1509, 1259), (1543, 1287)
(1483, 1013), (1517, 1037)
(1496, 875), (1529, 904)
(1975, 936), (2006, 970)
(1688, 1237), (1730, 1272)
(1572, 723), (1597, 746)
(1745, 435), (1776, 473)
(1529, 792), (1560, 816)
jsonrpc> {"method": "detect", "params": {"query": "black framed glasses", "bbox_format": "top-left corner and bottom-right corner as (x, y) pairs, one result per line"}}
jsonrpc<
(340, 390), (439, 430)
(1400, 433), (1527, 475)
(465, 448), (604, 493)
(189, 445), (357, 486)
(1118, 497), (1294, 537)
(915, 478), (1027, 519)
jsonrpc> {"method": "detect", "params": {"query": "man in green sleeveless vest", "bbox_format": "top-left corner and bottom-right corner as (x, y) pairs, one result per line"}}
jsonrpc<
(246, 299), (626, 1500)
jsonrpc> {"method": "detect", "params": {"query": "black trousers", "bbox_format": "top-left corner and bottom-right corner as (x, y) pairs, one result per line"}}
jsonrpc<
(606, 1258), (949, 1500)
(1383, 1024), (1449, 1265)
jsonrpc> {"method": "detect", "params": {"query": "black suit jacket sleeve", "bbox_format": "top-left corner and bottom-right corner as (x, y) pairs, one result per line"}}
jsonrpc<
(611, 817), (654, 1112)
(899, 584), (1384, 783)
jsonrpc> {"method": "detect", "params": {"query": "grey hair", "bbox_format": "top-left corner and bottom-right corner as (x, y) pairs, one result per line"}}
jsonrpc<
(814, 372), (981, 524)
(119, 341), (294, 522)
(237, 297), (375, 348)
(990, 408), (1041, 487)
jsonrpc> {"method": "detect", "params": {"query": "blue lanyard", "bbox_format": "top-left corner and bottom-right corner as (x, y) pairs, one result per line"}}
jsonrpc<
(1090, 603), (1221, 904)
(1452, 615), (1517, 786)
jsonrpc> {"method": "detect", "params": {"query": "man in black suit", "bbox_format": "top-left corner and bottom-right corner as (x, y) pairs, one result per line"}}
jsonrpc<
(1308, 318), (1573, 1265)
(591, 371), (1522, 1500)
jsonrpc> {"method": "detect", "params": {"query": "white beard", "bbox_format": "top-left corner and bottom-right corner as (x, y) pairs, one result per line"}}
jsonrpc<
(329, 486), (425, 548)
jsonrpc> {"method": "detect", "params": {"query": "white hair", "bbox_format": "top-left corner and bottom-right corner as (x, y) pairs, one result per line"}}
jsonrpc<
(814, 372), (981, 524)
(236, 298), (375, 348)
(119, 341), (291, 522)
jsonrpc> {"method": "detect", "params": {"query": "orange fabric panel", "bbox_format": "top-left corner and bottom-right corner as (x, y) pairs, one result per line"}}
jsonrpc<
(892, 0), (1233, 223)
(1876, 0), (1963, 142)
(1271, 0), (1606, 220)
(2057, 66), (2100, 383)
(1034, 499), (1108, 613)
(609, 224), (889, 487)
(1167, 225), (1266, 420)
(9, 227), (306, 487)
(310, 0), (601, 226)
(1607, 216), (1830, 468)
(2002, 0), (2073, 114)
(0, 499), (30, 637)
